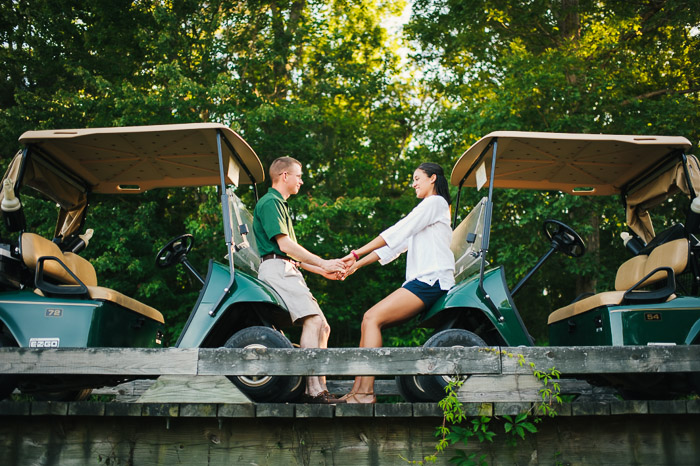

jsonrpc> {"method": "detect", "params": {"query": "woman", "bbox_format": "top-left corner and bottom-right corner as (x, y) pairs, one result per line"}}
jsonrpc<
(340, 162), (455, 403)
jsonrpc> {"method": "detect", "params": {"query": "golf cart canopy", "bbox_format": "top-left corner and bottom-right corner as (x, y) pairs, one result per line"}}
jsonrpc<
(2, 123), (264, 239)
(13, 123), (263, 192)
(450, 131), (698, 242)
(451, 131), (692, 196)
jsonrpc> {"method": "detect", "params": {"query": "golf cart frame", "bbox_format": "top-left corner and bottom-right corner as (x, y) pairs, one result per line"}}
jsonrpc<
(399, 131), (700, 401)
(0, 123), (299, 401)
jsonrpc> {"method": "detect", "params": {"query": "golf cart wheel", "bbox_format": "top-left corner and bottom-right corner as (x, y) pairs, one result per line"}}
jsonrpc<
(395, 374), (433, 402)
(33, 388), (93, 402)
(417, 329), (486, 401)
(0, 334), (18, 400)
(224, 326), (303, 402)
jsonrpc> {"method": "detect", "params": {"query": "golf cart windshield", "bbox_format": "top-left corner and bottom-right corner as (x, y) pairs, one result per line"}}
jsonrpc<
(227, 189), (260, 275)
(451, 197), (488, 283)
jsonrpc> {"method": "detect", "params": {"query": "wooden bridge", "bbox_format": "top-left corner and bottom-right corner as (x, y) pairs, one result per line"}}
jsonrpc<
(1, 346), (700, 465)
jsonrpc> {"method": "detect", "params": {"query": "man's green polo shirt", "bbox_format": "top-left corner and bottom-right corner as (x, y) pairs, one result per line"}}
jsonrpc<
(253, 187), (297, 257)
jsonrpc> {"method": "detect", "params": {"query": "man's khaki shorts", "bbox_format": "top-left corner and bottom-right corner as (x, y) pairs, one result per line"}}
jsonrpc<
(258, 259), (324, 323)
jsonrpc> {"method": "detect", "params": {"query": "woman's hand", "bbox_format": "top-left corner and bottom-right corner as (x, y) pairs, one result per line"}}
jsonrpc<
(341, 262), (359, 280)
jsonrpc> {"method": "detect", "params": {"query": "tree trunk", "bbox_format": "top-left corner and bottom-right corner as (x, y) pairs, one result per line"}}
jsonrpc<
(576, 212), (599, 296)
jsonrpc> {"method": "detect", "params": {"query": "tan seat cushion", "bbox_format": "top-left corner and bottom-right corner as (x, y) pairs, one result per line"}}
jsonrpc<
(547, 291), (625, 325)
(614, 255), (648, 291)
(63, 252), (98, 286)
(549, 238), (689, 325)
(21, 232), (163, 324)
(21, 233), (83, 285)
(643, 238), (688, 284)
(87, 286), (164, 324)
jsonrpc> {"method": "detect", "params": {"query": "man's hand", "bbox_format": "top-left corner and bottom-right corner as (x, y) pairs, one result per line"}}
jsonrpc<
(320, 269), (345, 280)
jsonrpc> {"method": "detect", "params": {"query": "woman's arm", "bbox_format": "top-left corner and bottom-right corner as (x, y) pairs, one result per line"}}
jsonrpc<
(340, 236), (386, 269)
(344, 251), (380, 278)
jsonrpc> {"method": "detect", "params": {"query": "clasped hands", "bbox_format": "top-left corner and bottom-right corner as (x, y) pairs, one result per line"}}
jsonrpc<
(320, 253), (359, 281)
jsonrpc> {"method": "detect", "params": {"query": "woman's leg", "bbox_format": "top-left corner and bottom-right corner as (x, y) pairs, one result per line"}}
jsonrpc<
(348, 288), (425, 403)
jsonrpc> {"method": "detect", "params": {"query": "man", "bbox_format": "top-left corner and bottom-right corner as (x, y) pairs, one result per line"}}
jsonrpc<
(252, 156), (347, 403)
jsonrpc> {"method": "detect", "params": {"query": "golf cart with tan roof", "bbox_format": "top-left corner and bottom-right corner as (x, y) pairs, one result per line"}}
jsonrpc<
(0, 123), (301, 402)
(396, 131), (700, 401)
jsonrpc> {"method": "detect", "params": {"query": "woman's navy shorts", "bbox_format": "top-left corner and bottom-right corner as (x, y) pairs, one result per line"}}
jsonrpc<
(402, 279), (447, 309)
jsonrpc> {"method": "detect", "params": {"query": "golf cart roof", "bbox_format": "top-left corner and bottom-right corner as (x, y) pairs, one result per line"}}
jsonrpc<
(17, 122), (264, 193)
(451, 131), (692, 196)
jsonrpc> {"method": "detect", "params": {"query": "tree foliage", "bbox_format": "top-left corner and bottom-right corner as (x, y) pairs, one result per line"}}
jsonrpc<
(1, 0), (698, 345)
(406, 0), (700, 338)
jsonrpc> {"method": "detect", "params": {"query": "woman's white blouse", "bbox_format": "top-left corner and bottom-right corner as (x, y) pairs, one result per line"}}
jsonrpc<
(375, 195), (455, 290)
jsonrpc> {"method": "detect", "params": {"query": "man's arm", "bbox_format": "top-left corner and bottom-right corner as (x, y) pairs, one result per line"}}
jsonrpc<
(299, 262), (343, 280)
(276, 235), (346, 273)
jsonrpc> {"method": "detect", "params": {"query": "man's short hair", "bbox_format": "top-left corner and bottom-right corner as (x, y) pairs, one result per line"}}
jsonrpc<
(269, 156), (302, 179)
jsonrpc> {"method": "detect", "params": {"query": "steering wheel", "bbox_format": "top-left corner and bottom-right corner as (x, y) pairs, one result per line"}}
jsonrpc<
(155, 234), (194, 268)
(543, 219), (586, 258)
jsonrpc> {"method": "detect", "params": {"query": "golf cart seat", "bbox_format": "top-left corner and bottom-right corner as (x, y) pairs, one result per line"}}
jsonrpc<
(20, 232), (164, 324)
(548, 238), (688, 325)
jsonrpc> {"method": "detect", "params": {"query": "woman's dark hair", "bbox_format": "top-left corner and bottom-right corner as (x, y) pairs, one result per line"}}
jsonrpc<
(418, 162), (451, 205)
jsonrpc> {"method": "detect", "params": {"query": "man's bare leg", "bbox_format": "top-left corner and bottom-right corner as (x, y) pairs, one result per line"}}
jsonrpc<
(300, 314), (330, 396)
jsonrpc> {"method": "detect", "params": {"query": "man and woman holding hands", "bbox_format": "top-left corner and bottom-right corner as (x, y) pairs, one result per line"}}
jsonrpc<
(252, 157), (455, 404)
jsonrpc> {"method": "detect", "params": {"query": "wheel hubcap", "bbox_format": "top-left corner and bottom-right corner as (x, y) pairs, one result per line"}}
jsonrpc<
(237, 344), (272, 387)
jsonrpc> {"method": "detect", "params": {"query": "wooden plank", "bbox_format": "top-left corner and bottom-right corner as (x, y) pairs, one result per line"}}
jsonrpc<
(571, 401), (610, 416)
(180, 404), (218, 417)
(140, 403), (179, 417)
(255, 403), (294, 418)
(30, 401), (68, 416)
(67, 401), (105, 416)
(0, 347), (198, 375)
(0, 401), (30, 416)
(374, 403), (413, 417)
(197, 347), (501, 376)
(500, 345), (700, 374)
(326, 379), (397, 396)
(462, 403), (493, 417)
(493, 402), (532, 415)
(457, 374), (544, 402)
(648, 400), (687, 415)
(412, 403), (442, 417)
(686, 400), (700, 414)
(2, 346), (699, 379)
(610, 400), (649, 415)
(105, 402), (142, 417)
(217, 403), (255, 418)
(136, 375), (251, 404)
(295, 404), (334, 418)
(4, 413), (700, 465)
(554, 402), (573, 416)
(335, 403), (374, 417)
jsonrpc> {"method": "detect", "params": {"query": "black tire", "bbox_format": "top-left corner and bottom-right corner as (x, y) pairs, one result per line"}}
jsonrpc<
(395, 374), (433, 402)
(417, 329), (486, 401)
(224, 326), (303, 402)
(0, 334), (17, 400)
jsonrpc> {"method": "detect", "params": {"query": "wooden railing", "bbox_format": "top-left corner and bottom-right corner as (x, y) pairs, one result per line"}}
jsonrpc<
(2, 345), (699, 377)
(3, 345), (700, 402)
(2, 346), (700, 466)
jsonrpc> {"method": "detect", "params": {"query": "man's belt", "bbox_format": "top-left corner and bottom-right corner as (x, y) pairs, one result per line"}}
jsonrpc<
(261, 253), (300, 266)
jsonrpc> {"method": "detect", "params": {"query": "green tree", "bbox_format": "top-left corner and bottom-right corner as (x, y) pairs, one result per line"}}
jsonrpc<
(0, 0), (430, 347)
(406, 0), (700, 340)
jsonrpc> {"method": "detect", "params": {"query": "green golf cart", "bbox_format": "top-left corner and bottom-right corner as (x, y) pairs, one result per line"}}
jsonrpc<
(0, 123), (301, 402)
(396, 131), (700, 401)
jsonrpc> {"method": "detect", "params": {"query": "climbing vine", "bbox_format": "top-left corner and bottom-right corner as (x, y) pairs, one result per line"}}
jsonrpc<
(404, 348), (562, 465)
